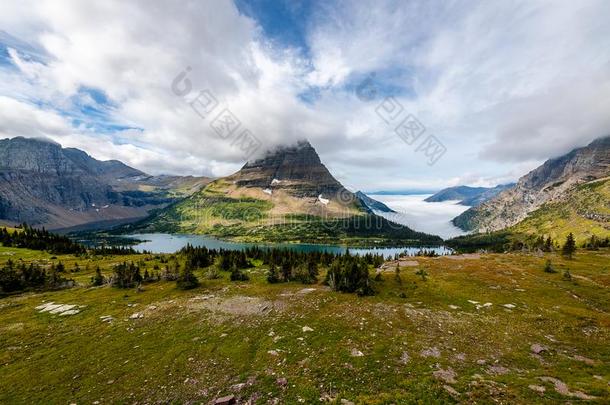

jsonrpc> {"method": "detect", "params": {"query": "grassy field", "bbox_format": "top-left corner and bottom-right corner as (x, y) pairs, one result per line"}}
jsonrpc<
(1, 246), (609, 404)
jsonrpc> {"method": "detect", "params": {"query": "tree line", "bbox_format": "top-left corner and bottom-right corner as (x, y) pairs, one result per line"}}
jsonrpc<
(0, 259), (74, 294)
(0, 225), (139, 255)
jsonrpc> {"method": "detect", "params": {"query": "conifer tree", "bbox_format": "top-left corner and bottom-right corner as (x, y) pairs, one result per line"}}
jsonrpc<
(176, 261), (199, 290)
(91, 266), (105, 286)
(562, 233), (576, 259)
(266, 264), (280, 283)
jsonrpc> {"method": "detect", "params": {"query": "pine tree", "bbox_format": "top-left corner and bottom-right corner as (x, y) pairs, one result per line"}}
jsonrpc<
(230, 264), (249, 281)
(544, 236), (553, 252)
(562, 233), (576, 259)
(0, 259), (23, 293)
(176, 261), (199, 290)
(91, 266), (105, 286)
(266, 264), (280, 284)
(543, 259), (557, 273)
(394, 264), (402, 284)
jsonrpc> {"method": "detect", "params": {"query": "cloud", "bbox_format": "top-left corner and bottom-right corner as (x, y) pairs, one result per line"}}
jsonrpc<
(0, 0), (609, 191)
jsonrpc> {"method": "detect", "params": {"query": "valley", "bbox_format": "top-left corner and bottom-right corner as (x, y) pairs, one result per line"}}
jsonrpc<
(2, 2), (610, 404)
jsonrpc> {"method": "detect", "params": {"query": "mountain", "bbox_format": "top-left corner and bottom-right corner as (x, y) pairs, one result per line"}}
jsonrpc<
(453, 136), (610, 241)
(355, 191), (396, 213)
(0, 137), (210, 229)
(134, 140), (441, 245)
(425, 184), (515, 206)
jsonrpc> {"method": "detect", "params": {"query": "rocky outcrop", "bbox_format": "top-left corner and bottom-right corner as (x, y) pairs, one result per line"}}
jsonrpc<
(453, 136), (610, 232)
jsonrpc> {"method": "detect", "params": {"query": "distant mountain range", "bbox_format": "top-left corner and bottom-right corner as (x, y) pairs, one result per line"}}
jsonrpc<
(0, 137), (210, 229)
(453, 136), (610, 242)
(425, 184), (515, 206)
(130, 140), (440, 244)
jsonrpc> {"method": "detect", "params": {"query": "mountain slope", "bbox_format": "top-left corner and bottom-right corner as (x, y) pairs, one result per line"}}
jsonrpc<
(453, 136), (610, 240)
(0, 137), (210, 229)
(134, 140), (441, 245)
(425, 184), (514, 206)
(508, 177), (610, 242)
(355, 191), (395, 213)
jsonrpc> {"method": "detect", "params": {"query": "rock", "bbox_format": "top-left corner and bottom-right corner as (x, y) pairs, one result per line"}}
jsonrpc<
(433, 367), (457, 384)
(340, 399), (355, 405)
(231, 382), (246, 391)
(100, 315), (114, 323)
(530, 343), (548, 354)
(572, 355), (595, 365)
(528, 385), (546, 393)
(399, 351), (410, 364)
(302, 326), (314, 332)
(448, 305), (459, 310)
(487, 365), (510, 375)
(59, 309), (80, 316)
(49, 304), (77, 314)
(454, 353), (466, 362)
(214, 394), (236, 405)
(443, 385), (460, 396)
(420, 347), (441, 358)
(37, 302), (80, 316)
(350, 348), (364, 357)
(503, 304), (516, 309)
(129, 312), (144, 319)
(539, 376), (597, 399)
(467, 300), (479, 304)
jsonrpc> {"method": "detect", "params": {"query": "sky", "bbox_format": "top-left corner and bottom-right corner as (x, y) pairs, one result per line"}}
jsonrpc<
(1, 0), (609, 192)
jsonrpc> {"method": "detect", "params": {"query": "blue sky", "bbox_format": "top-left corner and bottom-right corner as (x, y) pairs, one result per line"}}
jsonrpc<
(1, 0), (609, 191)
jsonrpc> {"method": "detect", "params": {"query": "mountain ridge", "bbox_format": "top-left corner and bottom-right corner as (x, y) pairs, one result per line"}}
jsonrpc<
(425, 184), (515, 206)
(0, 137), (210, 229)
(453, 136), (610, 240)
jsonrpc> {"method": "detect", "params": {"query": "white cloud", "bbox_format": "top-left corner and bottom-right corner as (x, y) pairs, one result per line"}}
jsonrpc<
(0, 0), (609, 190)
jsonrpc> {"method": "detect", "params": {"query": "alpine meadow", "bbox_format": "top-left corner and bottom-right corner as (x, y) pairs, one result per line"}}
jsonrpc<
(0, 1), (609, 404)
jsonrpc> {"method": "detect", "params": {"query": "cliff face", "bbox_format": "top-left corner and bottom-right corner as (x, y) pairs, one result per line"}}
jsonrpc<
(453, 136), (610, 232)
(233, 140), (345, 198)
(0, 137), (209, 229)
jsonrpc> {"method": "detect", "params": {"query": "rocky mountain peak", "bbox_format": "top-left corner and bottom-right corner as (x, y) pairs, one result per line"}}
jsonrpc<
(233, 140), (344, 198)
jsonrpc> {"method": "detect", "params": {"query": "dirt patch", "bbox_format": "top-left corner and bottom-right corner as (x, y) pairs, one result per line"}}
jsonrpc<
(188, 295), (285, 317)
(445, 254), (481, 260)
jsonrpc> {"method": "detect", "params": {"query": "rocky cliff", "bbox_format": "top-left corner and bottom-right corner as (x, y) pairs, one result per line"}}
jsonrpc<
(453, 136), (610, 232)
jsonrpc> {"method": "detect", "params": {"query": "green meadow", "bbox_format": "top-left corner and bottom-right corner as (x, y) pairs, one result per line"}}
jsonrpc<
(1, 246), (609, 404)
